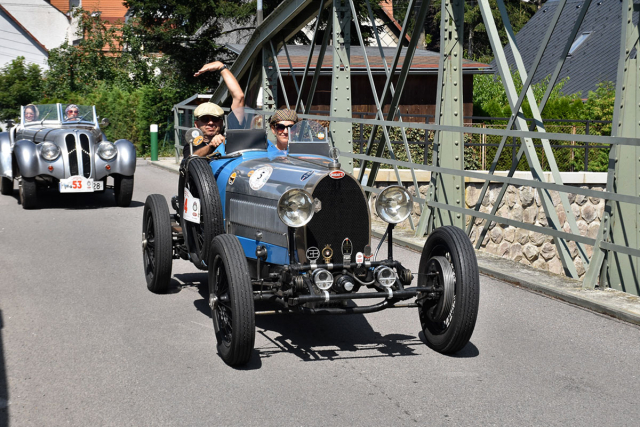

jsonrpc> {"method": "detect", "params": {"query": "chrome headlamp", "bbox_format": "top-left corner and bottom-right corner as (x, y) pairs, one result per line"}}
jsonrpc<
(374, 265), (397, 288)
(312, 268), (334, 290)
(40, 142), (60, 161)
(97, 141), (117, 160)
(277, 188), (315, 228)
(375, 185), (413, 224)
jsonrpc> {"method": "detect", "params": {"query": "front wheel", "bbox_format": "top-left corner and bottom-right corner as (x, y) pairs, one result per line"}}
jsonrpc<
(418, 226), (479, 354)
(19, 177), (37, 209)
(0, 176), (12, 195)
(142, 194), (173, 293)
(114, 175), (134, 207)
(209, 234), (255, 366)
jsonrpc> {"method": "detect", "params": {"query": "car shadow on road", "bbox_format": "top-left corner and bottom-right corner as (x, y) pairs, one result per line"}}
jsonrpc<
(174, 273), (476, 365)
(7, 188), (144, 209)
(188, 278), (422, 364)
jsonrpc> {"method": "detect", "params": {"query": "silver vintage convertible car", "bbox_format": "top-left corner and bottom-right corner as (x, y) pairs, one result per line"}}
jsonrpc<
(0, 103), (136, 208)
(143, 114), (479, 366)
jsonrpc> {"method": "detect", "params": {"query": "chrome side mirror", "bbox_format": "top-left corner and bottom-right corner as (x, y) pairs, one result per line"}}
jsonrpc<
(100, 118), (110, 127)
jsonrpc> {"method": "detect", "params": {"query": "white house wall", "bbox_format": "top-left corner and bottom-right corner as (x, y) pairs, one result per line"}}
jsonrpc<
(0, 0), (70, 70)
(0, 9), (48, 69)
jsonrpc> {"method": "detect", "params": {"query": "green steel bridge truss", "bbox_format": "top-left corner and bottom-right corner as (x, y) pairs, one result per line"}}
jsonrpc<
(178, 0), (640, 295)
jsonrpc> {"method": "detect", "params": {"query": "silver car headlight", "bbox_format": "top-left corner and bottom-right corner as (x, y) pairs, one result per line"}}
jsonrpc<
(375, 185), (413, 224)
(97, 141), (117, 160)
(277, 188), (315, 228)
(40, 142), (60, 161)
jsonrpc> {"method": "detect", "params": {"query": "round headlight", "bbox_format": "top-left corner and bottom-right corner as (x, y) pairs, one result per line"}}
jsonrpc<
(40, 142), (61, 161)
(375, 185), (413, 224)
(277, 188), (315, 228)
(97, 141), (117, 160)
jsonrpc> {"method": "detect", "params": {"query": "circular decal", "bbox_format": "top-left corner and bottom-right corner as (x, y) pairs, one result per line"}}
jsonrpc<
(317, 131), (325, 140)
(249, 166), (273, 191)
(191, 129), (200, 138)
(193, 135), (204, 146)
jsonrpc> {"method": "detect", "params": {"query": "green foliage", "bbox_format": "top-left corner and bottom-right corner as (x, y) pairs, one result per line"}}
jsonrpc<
(427, 0), (538, 59)
(123, 0), (256, 87)
(0, 57), (44, 122)
(471, 72), (615, 172)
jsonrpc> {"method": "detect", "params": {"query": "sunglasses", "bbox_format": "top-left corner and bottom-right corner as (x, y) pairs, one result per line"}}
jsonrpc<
(198, 115), (222, 123)
(68, 110), (79, 114)
(275, 123), (294, 132)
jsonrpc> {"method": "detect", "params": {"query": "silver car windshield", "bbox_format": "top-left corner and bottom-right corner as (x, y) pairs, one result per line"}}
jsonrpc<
(289, 120), (329, 144)
(62, 104), (95, 123)
(22, 104), (60, 125)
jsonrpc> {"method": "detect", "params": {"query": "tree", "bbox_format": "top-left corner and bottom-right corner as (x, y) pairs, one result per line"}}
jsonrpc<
(123, 0), (257, 89)
(425, 0), (539, 60)
(44, 8), (123, 99)
(0, 57), (43, 122)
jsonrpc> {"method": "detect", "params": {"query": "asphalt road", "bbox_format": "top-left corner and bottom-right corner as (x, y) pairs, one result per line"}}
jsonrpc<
(1, 161), (640, 426)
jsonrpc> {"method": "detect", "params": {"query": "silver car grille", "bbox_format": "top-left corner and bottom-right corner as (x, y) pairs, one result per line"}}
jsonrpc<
(64, 133), (92, 178)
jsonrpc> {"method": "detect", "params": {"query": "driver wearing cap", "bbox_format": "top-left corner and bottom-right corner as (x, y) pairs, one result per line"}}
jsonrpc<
(185, 60), (244, 158)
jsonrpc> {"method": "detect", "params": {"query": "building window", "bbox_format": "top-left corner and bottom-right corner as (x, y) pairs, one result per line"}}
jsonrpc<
(70, 0), (81, 8)
(568, 32), (592, 56)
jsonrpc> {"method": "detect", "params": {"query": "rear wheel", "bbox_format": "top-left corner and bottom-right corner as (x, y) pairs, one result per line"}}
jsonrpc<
(142, 194), (173, 293)
(209, 234), (255, 366)
(114, 175), (134, 207)
(179, 158), (223, 270)
(0, 176), (12, 195)
(19, 177), (37, 209)
(418, 226), (479, 354)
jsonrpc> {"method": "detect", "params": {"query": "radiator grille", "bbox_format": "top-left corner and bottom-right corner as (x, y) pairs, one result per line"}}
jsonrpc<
(80, 134), (91, 178)
(306, 174), (370, 262)
(65, 134), (78, 176)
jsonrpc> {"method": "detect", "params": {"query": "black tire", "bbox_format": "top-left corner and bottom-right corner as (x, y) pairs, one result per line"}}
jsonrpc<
(142, 194), (173, 293)
(0, 176), (12, 195)
(114, 175), (134, 207)
(209, 234), (255, 366)
(418, 225), (479, 354)
(179, 158), (224, 270)
(19, 177), (37, 209)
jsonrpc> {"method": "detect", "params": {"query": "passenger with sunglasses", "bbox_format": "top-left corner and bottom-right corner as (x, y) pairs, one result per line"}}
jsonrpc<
(184, 61), (245, 157)
(65, 104), (80, 121)
(268, 109), (299, 156)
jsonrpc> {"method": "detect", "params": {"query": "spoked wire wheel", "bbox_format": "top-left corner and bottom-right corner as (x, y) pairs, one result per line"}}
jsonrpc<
(208, 234), (255, 366)
(142, 194), (173, 293)
(418, 226), (479, 354)
(179, 158), (223, 270)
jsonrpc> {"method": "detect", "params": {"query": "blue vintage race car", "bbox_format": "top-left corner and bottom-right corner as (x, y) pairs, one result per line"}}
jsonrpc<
(142, 114), (479, 366)
(0, 103), (136, 208)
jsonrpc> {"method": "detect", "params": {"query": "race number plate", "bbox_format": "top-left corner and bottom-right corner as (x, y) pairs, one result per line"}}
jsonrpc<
(183, 187), (201, 224)
(59, 176), (103, 193)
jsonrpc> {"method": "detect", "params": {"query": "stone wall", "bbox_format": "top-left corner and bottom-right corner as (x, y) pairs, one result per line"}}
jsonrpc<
(368, 172), (606, 279)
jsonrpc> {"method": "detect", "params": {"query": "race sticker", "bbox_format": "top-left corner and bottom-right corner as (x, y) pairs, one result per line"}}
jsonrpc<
(193, 135), (204, 146)
(249, 165), (273, 191)
(228, 172), (237, 185)
(355, 252), (364, 265)
(317, 131), (325, 140)
(183, 187), (201, 224)
(300, 171), (313, 181)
